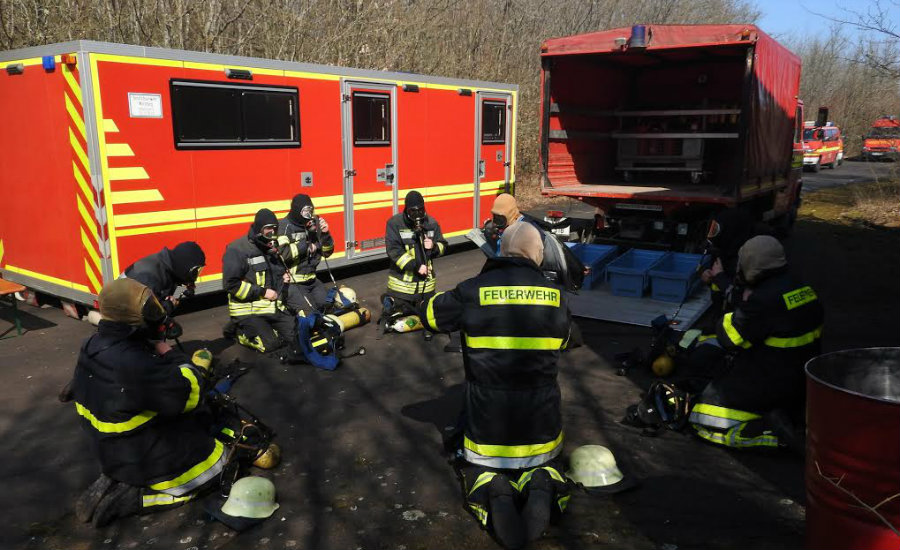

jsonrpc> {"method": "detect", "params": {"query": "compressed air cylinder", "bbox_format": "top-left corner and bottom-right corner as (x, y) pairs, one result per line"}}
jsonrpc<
(324, 307), (371, 333)
(391, 315), (423, 333)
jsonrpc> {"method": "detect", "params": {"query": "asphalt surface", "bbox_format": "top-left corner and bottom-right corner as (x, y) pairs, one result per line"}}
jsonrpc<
(1, 183), (898, 548)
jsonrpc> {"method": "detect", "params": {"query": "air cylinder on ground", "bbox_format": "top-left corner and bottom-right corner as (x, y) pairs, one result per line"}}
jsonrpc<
(805, 347), (900, 550)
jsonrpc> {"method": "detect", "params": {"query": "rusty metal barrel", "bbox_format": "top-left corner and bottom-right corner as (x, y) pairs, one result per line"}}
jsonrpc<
(805, 347), (900, 550)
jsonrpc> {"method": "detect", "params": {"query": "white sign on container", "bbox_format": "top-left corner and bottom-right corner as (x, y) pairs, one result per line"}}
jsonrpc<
(128, 93), (163, 118)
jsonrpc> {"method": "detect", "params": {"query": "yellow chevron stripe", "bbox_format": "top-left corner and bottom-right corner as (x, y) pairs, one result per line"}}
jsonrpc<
(108, 167), (149, 181)
(65, 93), (86, 140)
(0, 239), (4, 265)
(110, 189), (163, 204)
(77, 195), (99, 239)
(84, 259), (102, 293)
(69, 128), (89, 173)
(73, 162), (96, 209)
(103, 119), (119, 133)
(106, 143), (134, 157)
(61, 64), (82, 104)
(81, 228), (101, 272)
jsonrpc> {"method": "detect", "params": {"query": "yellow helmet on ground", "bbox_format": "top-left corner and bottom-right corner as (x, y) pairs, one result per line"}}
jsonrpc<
(253, 443), (282, 469)
(566, 445), (624, 488)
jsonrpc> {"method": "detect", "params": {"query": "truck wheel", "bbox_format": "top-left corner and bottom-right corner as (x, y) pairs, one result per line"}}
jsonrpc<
(811, 159), (821, 173)
(837, 153), (843, 166)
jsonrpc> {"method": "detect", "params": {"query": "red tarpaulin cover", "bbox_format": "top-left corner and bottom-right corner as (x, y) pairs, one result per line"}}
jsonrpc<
(543, 25), (802, 190)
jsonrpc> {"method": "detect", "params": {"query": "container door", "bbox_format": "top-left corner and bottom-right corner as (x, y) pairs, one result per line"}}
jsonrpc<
(474, 93), (512, 226)
(341, 80), (397, 259)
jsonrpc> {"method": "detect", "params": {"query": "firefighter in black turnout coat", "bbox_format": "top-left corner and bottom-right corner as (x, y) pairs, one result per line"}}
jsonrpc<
(687, 235), (824, 449)
(276, 193), (335, 315)
(422, 222), (571, 549)
(222, 208), (295, 354)
(70, 278), (225, 527)
(381, 190), (447, 330)
(122, 241), (206, 316)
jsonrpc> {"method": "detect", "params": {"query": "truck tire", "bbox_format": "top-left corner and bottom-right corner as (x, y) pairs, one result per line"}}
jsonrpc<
(811, 159), (821, 172)
(837, 153), (843, 166)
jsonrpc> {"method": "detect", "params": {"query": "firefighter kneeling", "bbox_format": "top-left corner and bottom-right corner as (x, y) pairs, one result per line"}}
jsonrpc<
(69, 278), (228, 527)
(222, 209), (296, 354)
(645, 236), (824, 450)
(423, 222), (571, 549)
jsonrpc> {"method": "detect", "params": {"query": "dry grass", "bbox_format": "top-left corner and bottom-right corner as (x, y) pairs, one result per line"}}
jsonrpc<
(513, 173), (579, 211)
(800, 173), (900, 229)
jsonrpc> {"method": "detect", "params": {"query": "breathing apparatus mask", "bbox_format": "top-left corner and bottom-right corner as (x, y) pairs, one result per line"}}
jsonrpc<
(251, 208), (280, 252)
(403, 191), (427, 231)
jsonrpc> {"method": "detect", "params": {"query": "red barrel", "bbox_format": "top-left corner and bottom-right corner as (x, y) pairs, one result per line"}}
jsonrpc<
(806, 347), (900, 549)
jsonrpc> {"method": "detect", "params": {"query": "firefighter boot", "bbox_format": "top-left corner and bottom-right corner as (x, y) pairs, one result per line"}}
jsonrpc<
(91, 482), (141, 528)
(75, 474), (115, 523)
(521, 468), (554, 542)
(222, 319), (238, 341)
(377, 295), (394, 339)
(488, 474), (525, 549)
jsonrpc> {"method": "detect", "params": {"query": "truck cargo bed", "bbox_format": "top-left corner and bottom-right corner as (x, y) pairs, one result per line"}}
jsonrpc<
(567, 286), (711, 330)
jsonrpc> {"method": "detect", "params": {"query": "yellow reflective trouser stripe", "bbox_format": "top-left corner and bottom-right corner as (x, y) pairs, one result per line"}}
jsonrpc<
(464, 431), (564, 459)
(721, 312), (751, 349)
(468, 471), (498, 496)
(180, 366), (200, 413)
(396, 251), (415, 270)
(75, 402), (157, 434)
(142, 493), (194, 508)
(693, 424), (778, 448)
(764, 326), (822, 348)
(469, 503), (488, 526)
(465, 335), (564, 350)
(235, 281), (252, 300)
(514, 466), (565, 491)
(237, 333), (267, 352)
(426, 292), (443, 331)
(149, 440), (225, 492)
(692, 403), (760, 422)
(291, 273), (316, 282)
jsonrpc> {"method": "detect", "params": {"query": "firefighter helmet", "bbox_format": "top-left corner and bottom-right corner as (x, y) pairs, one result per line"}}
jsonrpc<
(253, 443), (282, 470)
(566, 445), (623, 488)
(220, 476), (280, 519)
(335, 286), (357, 306)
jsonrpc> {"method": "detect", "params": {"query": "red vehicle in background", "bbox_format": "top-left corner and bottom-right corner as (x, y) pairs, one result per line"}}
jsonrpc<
(802, 116), (844, 172)
(862, 116), (900, 161)
(539, 24), (804, 250)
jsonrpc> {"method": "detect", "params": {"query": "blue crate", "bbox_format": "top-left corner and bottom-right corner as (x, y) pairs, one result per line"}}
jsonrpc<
(565, 243), (619, 289)
(648, 252), (708, 302)
(606, 249), (668, 297)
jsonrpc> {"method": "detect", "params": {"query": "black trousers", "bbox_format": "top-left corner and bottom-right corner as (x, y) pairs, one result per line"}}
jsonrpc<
(284, 279), (329, 315)
(234, 312), (296, 353)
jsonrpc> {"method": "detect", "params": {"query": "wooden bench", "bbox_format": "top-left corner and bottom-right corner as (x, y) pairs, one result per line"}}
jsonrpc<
(0, 279), (27, 338)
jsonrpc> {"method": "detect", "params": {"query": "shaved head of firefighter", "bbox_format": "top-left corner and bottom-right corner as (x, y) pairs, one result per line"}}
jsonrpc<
(737, 235), (787, 285)
(289, 194), (316, 228)
(501, 221), (543, 266)
(403, 190), (426, 226)
(251, 208), (279, 245)
(99, 277), (165, 328)
(491, 193), (520, 229)
(170, 241), (205, 284)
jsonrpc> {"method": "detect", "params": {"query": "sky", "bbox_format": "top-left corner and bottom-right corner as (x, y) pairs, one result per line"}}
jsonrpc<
(754, 0), (899, 41)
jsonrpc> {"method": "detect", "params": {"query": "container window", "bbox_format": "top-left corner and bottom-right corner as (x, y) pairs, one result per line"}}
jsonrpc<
(482, 100), (507, 144)
(352, 92), (391, 146)
(171, 80), (299, 149)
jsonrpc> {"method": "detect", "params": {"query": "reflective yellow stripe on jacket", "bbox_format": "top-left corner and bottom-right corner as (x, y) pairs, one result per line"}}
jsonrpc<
(764, 326), (823, 348)
(387, 275), (435, 295)
(75, 402), (157, 434)
(465, 335), (564, 350)
(721, 312), (752, 349)
(464, 431), (564, 469)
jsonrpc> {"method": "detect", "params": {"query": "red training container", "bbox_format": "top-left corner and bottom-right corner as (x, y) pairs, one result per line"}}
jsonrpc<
(805, 347), (900, 550)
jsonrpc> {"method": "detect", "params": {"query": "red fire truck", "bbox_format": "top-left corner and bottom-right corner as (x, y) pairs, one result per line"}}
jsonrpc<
(802, 107), (844, 171)
(538, 24), (804, 250)
(0, 41), (517, 305)
(862, 116), (900, 161)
